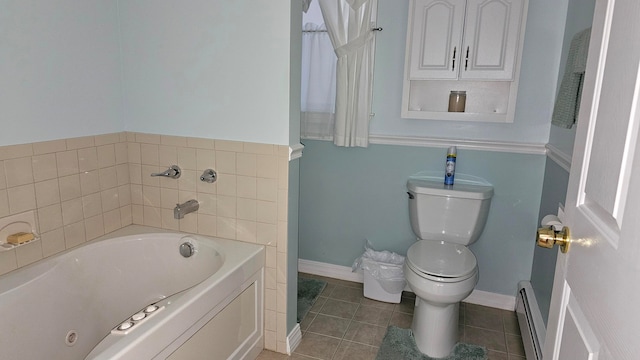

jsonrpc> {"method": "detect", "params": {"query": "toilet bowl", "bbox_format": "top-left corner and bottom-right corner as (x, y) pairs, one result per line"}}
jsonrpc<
(404, 179), (493, 358)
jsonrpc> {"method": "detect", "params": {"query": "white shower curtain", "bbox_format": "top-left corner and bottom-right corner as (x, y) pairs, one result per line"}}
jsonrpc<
(318, 0), (376, 147)
(301, 22), (337, 140)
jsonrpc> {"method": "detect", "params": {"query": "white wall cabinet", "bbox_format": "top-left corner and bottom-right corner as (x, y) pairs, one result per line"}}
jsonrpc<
(402, 0), (528, 122)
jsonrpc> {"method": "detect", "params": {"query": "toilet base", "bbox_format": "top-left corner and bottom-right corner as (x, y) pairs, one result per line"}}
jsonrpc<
(411, 297), (460, 358)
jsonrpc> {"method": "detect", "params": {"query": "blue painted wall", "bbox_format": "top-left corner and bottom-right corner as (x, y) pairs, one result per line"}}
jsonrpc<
(532, 159), (569, 324)
(299, 140), (545, 296)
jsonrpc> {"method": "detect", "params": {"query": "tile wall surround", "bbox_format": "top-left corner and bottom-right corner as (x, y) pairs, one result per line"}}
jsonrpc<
(0, 131), (291, 353)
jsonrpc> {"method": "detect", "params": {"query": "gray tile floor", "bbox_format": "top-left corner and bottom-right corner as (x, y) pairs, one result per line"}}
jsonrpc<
(257, 274), (525, 360)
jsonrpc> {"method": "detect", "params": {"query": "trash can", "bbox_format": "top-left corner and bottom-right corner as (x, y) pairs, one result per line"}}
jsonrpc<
(353, 241), (406, 303)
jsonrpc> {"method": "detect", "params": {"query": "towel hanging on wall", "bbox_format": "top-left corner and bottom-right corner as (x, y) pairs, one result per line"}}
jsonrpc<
(552, 27), (592, 129)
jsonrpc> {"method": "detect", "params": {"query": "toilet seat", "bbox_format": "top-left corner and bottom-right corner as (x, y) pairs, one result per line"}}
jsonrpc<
(406, 240), (477, 282)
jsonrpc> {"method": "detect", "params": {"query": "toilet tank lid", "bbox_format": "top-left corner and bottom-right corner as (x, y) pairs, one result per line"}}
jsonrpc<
(407, 179), (494, 200)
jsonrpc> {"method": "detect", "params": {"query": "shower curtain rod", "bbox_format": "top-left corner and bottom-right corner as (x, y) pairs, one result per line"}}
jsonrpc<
(302, 27), (383, 33)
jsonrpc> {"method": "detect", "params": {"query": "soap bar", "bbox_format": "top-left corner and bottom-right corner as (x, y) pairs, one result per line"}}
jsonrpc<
(7, 232), (35, 245)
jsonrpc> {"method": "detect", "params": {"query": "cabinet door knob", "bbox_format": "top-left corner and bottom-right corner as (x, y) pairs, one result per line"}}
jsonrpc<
(465, 46), (470, 70)
(452, 46), (457, 71)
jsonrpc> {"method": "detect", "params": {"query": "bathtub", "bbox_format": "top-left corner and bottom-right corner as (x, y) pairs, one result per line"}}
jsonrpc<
(0, 225), (265, 360)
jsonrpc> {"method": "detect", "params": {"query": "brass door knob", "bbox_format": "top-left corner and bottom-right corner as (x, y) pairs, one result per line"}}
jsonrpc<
(537, 225), (570, 253)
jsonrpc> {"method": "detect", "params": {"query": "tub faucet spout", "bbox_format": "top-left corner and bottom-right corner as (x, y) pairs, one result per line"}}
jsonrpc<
(174, 200), (199, 219)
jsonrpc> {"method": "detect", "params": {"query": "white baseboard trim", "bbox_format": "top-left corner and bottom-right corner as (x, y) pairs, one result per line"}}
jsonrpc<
(286, 324), (302, 355)
(298, 259), (515, 311)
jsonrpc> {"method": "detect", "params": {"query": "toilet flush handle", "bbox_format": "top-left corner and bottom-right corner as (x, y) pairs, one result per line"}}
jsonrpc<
(407, 192), (414, 199)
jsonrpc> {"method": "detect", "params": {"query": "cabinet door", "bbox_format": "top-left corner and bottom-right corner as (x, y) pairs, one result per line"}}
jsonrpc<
(408, 0), (466, 80)
(460, 0), (525, 80)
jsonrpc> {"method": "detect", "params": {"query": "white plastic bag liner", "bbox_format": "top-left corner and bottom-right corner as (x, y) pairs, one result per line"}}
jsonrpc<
(352, 240), (406, 294)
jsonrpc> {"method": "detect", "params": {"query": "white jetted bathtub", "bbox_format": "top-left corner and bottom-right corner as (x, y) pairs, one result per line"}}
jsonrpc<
(0, 225), (265, 360)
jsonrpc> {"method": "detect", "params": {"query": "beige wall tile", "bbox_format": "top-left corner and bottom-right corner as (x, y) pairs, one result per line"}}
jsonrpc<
(128, 143), (141, 164)
(236, 219), (257, 243)
(158, 175), (178, 190)
(99, 167), (118, 190)
(116, 164), (129, 186)
(78, 147), (98, 173)
(237, 198), (257, 221)
(178, 170), (197, 192)
(58, 174), (81, 201)
(8, 184), (36, 214)
(264, 330), (276, 352)
(237, 176), (257, 199)
(38, 204), (63, 233)
(277, 285), (287, 315)
(236, 153), (256, 176)
(265, 288), (276, 311)
(141, 165), (160, 186)
(131, 184), (143, 205)
(120, 205), (133, 226)
(257, 178), (278, 202)
(0, 190), (10, 218)
(118, 185), (131, 207)
(177, 147), (197, 170)
(160, 135), (187, 147)
(197, 193), (216, 215)
(135, 133), (161, 144)
(56, 150), (79, 177)
(103, 209), (121, 233)
(216, 195), (236, 218)
(0, 249), (18, 276)
(35, 179), (60, 208)
(257, 223), (277, 246)
(64, 221), (86, 248)
(179, 213), (197, 233)
(143, 206), (161, 227)
(266, 246), (277, 269)
(62, 198), (83, 225)
(161, 209), (180, 231)
(97, 144), (116, 168)
(178, 190), (196, 204)
(265, 309), (277, 331)
(115, 142), (128, 165)
(215, 151), (236, 174)
(0, 143), (33, 161)
(5, 157), (34, 187)
(197, 214), (216, 236)
(94, 133), (120, 146)
(0, 161), (6, 189)
(196, 178), (216, 194)
(85, 215), (105, 241)
(160, 188), (179, 209)
(257, 200), (277, 224)
(217, 217), (236, 240)
(196, 149), (215, 170)
(244, 142), (274, 155)
(265, 267), (277, 290)
(33, 139), (66, 155)
(277, 252), (287, 283)
(257, 155), (278, 179)
(278, 189), (288, 222)
(131, 204), (143, 224)
(15, 241), (42, 267)
(79, 170), (100, 196)
(129, 164), (142, 184)
(101, 188), (119, 212)
(217, 174), (237, 196)
(41, 228), (65, 257)
(66, 136), (94, 150)
(82, 193), (103, 219)
(158, 145), (177, 166)
(187, 137), (215, 149)
(215, 140), (243, 152)
(140, 144), (159, 166)
(142, 186), (161, 208)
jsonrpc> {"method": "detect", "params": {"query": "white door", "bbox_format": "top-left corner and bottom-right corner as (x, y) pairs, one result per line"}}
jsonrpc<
(543, 0), (640, 359)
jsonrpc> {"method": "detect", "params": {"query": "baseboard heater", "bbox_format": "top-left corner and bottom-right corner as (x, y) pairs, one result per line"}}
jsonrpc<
(516, 281), (546, 360)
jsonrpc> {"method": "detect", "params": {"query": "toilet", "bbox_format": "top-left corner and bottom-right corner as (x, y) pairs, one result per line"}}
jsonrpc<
(404, 178), (493, 358)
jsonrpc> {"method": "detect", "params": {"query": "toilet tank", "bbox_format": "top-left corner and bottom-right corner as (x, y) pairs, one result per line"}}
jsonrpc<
(407, 179), (493, 245)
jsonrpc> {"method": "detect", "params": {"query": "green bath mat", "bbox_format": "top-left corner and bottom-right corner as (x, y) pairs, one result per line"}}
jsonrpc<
(297, 277), (327, 323)
(376, 326), (487, 360)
